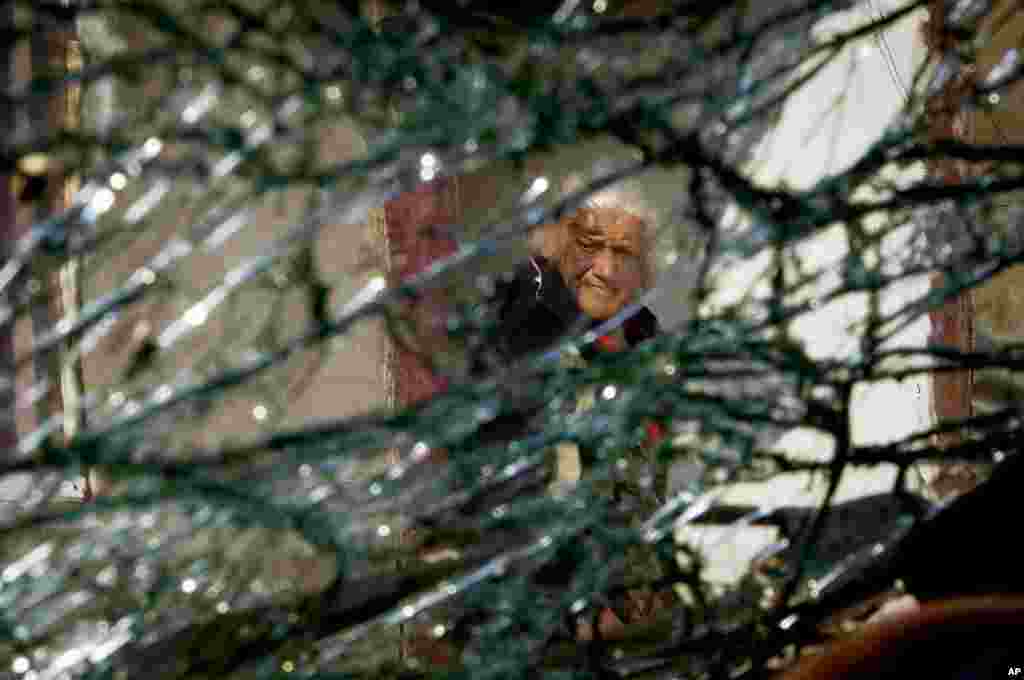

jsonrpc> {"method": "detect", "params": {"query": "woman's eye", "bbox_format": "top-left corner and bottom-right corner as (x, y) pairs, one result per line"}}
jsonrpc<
(579, 240), (598, 252)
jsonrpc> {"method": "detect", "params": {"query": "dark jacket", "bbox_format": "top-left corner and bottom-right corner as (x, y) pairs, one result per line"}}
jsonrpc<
(493, 256), (658, 364)
(465, 256), (659, 455)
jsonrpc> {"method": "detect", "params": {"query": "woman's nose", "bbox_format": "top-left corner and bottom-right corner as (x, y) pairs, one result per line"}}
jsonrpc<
(591, 249), (618, 278)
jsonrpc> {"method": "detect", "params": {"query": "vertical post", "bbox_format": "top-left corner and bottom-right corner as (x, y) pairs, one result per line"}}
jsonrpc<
(56, 34), (86, 448)
(29, 8), (88, 493)
(923, 1), (978, 495)
(0, 2), (17, 452)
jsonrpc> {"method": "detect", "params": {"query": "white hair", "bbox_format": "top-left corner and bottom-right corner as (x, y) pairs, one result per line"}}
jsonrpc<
(580, 183), (657, 234)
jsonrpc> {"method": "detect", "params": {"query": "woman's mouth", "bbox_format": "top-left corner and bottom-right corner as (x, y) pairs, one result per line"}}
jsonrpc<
(582, 279), (613, 295)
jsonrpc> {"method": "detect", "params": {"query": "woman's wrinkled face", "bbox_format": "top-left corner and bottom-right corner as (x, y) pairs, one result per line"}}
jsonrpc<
(556, 207), (647, 320)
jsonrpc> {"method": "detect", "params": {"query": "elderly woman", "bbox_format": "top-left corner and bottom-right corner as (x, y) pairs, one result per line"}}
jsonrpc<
(480, 200), (674, 640)
(493, 201), (660, 363)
